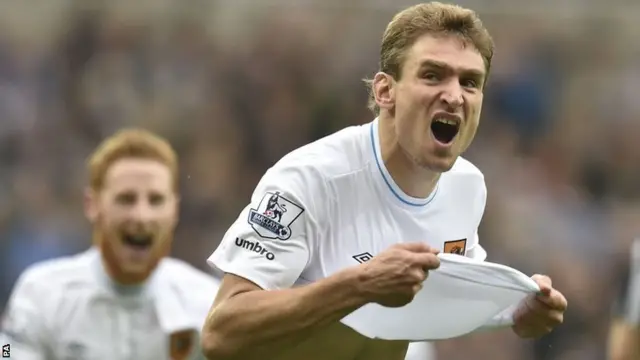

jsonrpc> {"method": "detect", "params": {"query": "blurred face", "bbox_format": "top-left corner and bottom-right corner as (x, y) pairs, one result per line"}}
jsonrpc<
(86, 158), (178, 284)
(377, 34), (486, 172)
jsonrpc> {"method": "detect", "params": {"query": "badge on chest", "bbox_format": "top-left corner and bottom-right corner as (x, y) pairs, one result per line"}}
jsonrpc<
(443, 239), (467, 255)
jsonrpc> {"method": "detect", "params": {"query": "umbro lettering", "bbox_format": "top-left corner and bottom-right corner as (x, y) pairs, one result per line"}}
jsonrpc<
(234, 237), (276, 260)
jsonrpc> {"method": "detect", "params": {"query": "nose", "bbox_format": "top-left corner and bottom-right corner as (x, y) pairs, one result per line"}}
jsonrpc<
(440, 81), (464, 109)
(130, 202), (154, 223)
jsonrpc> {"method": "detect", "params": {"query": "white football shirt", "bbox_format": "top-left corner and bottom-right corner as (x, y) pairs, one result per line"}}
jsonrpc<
(208, 118), (489, 359)
(0, 247), (219, 360)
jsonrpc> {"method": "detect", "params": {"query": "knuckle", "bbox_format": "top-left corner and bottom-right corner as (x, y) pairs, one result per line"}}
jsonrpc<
(559, 297), (568, 310)
(533, 274), (550, 282)
(553, 313), (564, 325)
(543, 312), (562, 327)
(402, 291), (415, 303)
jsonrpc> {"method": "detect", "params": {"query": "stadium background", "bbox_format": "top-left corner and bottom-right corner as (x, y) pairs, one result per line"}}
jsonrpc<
(0, 1), (638, 359)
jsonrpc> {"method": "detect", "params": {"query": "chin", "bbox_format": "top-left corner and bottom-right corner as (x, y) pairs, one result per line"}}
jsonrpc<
(420, 156), (457, 173)
(121, 267), (155, 283)
(101, 242), (160, 284)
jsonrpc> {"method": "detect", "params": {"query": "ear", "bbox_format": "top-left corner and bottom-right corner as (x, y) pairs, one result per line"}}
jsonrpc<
(372, 72), (396, 111)
(84, 187), (99, 222)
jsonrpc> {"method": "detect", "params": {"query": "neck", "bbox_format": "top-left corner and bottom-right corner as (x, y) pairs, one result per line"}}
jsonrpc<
(100, 256), (148, 287)
(91, 246), (147, 296)
(377, 114), (440, 198)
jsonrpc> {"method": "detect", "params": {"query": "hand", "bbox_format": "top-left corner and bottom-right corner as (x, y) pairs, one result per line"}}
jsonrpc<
(512, 274), (568, 338)
(357, 242), (440, 308)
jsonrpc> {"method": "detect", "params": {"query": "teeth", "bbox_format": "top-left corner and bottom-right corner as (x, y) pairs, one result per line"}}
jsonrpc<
(434, 118), (458, 126)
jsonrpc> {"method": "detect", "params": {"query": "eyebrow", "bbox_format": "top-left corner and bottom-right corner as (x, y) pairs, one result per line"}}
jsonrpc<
(419, 59), (485, 79)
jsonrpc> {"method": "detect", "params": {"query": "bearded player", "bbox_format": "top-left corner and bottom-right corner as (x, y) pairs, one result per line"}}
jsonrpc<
(1, 129), (219, 360)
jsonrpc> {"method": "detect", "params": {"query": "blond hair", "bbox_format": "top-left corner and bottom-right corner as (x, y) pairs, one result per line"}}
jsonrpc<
(87, 128), (178, 191)
(366, 2), (495, 114)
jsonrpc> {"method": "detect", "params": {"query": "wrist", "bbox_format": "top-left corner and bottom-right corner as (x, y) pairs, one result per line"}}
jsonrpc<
(338, 265), (372, 307)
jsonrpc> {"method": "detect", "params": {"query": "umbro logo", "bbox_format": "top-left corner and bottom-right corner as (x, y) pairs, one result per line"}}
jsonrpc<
(352, 252), (373, 263)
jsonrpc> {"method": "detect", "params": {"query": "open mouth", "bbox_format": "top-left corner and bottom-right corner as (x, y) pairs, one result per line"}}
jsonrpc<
(430, 117), (460, 144)
(121, 234), (153, 250)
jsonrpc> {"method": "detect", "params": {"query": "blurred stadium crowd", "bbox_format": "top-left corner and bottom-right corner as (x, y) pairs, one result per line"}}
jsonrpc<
(1, 1), (639, 359)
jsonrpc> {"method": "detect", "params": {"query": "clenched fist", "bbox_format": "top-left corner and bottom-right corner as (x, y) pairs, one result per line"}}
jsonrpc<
(356, 243), (441, 307)
(512, 274), (568, 338)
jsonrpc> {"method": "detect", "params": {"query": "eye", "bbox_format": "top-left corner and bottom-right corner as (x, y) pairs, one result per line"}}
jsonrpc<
(422, 71), (441, 81)
(149, 193), (165, 206)
(461, 78), (480, 88)
(115, 193), (136, 206)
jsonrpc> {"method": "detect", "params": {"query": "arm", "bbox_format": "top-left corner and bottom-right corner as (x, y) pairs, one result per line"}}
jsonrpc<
(201, 163), (356, 359)
(202, 270), (367, 360)
(0, 270), (51, 360)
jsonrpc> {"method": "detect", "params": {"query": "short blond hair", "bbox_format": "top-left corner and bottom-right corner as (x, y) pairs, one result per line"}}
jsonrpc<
(366, 2), (495, 114)
(88, 128), (178, 191)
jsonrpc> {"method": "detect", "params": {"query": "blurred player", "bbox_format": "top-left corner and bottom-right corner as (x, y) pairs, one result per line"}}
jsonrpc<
(201, 2), (567, 360)
(608, 239), (640, 360)
(0, 129), (219, 360)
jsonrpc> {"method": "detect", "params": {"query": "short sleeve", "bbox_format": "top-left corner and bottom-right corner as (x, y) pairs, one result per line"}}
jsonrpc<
(207, 163), (326, 290)
(0, 271), (50, 360)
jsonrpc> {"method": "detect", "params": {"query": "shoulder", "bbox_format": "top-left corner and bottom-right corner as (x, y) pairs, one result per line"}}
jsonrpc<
(159, 257), (220, 290)
(3, 250), (96, 333)
(265, 123), (371, 185)
(254, 124), (370, 214)
(157, 258), (220, 307)
(12, 250), (95, 296)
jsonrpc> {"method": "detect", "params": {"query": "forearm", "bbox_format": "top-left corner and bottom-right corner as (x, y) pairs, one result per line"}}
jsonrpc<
(202, 267), (368, 359)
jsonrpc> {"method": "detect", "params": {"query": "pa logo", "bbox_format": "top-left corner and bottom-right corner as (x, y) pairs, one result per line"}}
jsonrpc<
(248, 192), (304, 240)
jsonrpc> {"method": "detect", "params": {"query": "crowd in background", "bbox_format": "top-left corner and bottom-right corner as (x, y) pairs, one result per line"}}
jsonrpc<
(1, 1), (639, 359)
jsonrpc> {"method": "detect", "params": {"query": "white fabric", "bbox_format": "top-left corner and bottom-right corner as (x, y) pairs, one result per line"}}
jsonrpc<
(0, 248), (219, 360)
(208, 118), (487, 290)
(208, 118), (494, 359)
(340, 253), (539, 341)
(405, 341), (437, 360)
